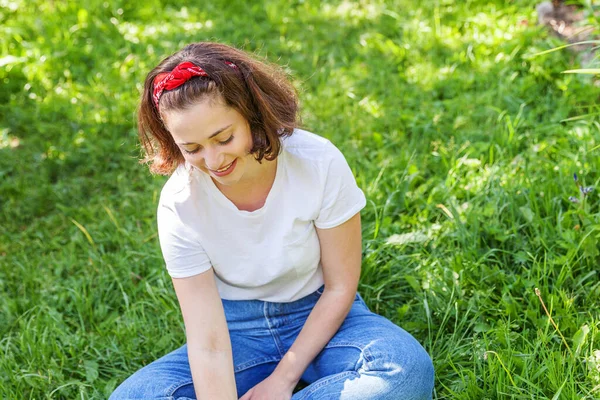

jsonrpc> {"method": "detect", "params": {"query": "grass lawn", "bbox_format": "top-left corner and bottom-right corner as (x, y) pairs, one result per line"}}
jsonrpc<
(1, 0), (599, 398)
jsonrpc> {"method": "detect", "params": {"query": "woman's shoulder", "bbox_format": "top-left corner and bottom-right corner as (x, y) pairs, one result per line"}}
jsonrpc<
(158, 163), (197, 207)
(283, 129), (350, 169)
(282, 129), (337, 163)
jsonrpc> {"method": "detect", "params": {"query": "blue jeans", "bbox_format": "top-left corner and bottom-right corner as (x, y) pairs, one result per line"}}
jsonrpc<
(110, 287), (434, 399)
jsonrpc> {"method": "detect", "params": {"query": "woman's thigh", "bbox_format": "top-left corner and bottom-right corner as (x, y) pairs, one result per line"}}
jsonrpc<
(109, 340), (279, 399)
(110, 298), (289, 399)
(108, 345), (195, 400)
(293, 295), (434, 400)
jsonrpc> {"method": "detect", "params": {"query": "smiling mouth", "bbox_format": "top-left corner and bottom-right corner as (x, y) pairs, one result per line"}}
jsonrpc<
(211, 161), (234, 173)
(207, 159), (238, 177)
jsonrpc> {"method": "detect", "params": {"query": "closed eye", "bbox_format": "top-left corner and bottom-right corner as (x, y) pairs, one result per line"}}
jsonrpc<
(183, 146), (201, 154)
(218, 135), (234, 145)
(180, 134), (233, 154)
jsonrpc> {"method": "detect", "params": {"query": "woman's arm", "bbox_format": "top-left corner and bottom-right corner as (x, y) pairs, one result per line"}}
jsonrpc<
(172, 268), (238, 400)
(271, 212), (363, 387)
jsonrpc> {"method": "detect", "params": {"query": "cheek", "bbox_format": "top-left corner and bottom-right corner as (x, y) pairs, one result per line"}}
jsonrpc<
(182, 152), (204, 167)
(243, 134), (254, 154)
(231, 137), (252, 155)
(244, 141), (253, 154)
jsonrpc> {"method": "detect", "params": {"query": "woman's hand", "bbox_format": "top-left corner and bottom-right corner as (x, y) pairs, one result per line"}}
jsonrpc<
(239, 373), (296, 400)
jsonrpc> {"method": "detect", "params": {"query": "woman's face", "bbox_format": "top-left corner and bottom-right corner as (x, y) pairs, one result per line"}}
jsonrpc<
(163, 97), (257, 187)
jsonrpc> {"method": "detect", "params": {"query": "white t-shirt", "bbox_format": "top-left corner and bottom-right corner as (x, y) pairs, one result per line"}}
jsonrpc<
(157, 129), (366, 302)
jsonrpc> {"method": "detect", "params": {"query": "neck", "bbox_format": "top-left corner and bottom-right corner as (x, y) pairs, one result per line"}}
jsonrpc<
(213, 158), (278, 212)
(215, 158), (277, 197)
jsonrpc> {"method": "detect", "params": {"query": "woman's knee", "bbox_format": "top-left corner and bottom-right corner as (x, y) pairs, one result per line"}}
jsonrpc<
(398, 345), (434, 398)
(364, 332), (434, 399)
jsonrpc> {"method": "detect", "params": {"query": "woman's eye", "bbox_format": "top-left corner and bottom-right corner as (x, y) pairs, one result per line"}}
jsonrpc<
(181, 135), (232, 154)
(218, 135), (234, 145)
(183, 147), (201, 154)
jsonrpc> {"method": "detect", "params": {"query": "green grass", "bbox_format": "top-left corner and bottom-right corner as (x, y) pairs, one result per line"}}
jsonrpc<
(1, 0), (600, 398)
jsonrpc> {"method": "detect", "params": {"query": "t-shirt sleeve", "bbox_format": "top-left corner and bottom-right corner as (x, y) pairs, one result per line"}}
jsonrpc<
(314, 141), (367, 229)
(157, 201), (212, 279)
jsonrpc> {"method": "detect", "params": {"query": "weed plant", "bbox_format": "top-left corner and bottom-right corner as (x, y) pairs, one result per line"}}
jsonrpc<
(1, 0), (599, 398)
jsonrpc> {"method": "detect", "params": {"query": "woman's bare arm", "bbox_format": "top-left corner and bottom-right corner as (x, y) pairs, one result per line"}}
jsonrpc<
(172, 268), (237, 400)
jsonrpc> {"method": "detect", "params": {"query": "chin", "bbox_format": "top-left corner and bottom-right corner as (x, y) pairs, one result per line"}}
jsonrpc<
(215, 176), (240, 186)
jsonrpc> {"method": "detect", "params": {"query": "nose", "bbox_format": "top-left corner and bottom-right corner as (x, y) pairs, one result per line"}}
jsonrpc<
(204, 146), (224, 170)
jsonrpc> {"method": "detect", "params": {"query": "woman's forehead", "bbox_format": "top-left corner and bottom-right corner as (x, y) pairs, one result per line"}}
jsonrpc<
(164, 100), (242, 144)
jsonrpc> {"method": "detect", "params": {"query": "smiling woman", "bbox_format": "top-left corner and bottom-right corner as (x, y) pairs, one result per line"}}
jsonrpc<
(137, 42), (297, 176)
(109, 42), (434, 400)
(162, 99), (270, 197)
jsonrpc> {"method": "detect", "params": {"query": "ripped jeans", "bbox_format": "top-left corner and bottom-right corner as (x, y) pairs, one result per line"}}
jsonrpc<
(110, 287), (434, 399)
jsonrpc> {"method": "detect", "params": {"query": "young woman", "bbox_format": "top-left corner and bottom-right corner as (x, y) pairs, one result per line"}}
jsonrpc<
(110, 42), (434, 400)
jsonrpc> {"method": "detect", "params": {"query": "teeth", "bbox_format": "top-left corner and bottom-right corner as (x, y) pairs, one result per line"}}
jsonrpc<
(216, 161), (233, 172)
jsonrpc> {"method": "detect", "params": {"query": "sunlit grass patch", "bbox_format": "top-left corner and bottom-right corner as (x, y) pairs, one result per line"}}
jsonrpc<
(1, 0), (600, 398)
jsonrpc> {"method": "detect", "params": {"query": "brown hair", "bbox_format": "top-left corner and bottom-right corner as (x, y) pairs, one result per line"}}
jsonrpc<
(138, 42), (299, 175)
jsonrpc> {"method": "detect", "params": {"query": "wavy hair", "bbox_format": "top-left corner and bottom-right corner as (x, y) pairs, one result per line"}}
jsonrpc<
(138, 42), (299, 175)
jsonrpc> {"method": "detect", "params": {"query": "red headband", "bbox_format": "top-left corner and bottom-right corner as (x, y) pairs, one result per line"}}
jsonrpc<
(152, 61), (238, 110)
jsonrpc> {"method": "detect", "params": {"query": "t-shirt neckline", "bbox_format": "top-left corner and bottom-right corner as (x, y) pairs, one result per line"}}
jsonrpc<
(198, 151), (285, 217)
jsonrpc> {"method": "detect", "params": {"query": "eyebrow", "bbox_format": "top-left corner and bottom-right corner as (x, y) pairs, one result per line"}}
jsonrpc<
(178, 124), (232, 145)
